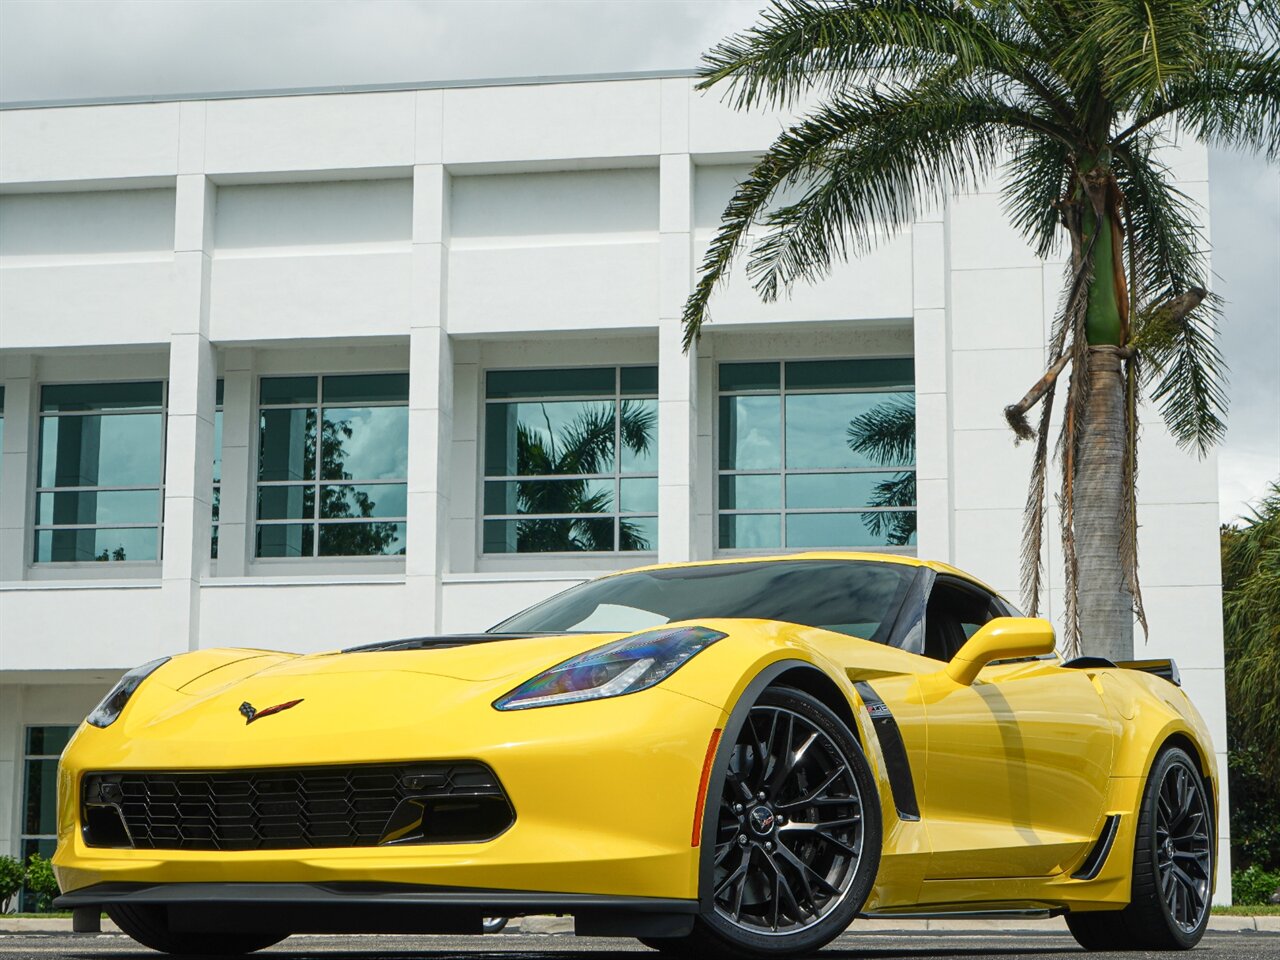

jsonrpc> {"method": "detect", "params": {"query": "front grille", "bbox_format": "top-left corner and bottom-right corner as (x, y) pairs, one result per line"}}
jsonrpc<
(81, 762), (513, 851)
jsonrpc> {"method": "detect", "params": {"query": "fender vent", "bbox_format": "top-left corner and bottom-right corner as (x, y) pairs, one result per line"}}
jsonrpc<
(1072, 814), (1121, 880)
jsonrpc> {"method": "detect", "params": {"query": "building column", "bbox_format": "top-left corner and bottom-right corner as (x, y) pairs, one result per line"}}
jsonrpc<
(160, 174), (216, 650)
(0, 355), (36, 582)
(405, 164), (452, 634)
(658, 152), (699, 563)
(912, 205), (953, 563)
(214, 348), (254, 578)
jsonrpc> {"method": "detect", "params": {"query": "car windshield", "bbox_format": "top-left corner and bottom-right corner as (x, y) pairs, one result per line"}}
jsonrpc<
(490, 560), (917, 643)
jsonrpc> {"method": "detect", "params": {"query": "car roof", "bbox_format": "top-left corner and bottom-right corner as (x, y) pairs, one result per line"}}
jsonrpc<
(615, 551), (1005, 599)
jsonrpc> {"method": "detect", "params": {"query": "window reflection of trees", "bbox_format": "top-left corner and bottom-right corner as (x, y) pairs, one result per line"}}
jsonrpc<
(513, 401), (655, 552)
(846, 395), (917, 547)
(316, 414), (404, 556)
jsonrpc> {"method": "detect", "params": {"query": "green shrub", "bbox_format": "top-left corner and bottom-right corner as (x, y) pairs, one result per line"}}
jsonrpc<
(0, 854), (23, 913)
(1233, 864), (1280, 906)
(23, 853), (60, 912)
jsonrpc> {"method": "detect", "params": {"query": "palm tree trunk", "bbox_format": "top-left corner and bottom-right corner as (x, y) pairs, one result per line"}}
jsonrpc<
(1074, 345), (1135, 661)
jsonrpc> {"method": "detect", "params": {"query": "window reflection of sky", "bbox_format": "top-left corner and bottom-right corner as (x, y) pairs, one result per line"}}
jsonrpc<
(323, 406), (408, 480)
(785, 392), (912, 469)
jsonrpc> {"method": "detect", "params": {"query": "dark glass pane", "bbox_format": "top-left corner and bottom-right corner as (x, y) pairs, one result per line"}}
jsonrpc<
(719, 474), (781, 510)
(25, 726), (75, 756)
(484, 478), (613, 516)
(486, 367), (615, 399)
(259, 376), (317, 405)
(484, 400), (615, 476)
(318, 521), (406, 556)
(786, 392), (914, 469)
(493, 558), (915, 643)
(41, 381), (162, 412)
(785, 358), (915, 391)
(619, 477), (657, 513)
(718, 513), (781, 549)
(619, 399), (657, 473)
(39, 414), (164, 488)
(786, 471), (917, 510)
(719, 395), (780, 470)
(786, 511), (918, 548)
(34, 527), (158, 563)
(215, 378), (224, 406)
(211, 487), (220, 523)
(212, 409), (223, 483)
(23, 758), (58, 835)
(483, 517), (616, 553)
(258, 484), (315, 520)
(258, 408), (316, 482)
(322, 373), (409, 405)
(620, 515), (657, 551)
(321, 483), (407, 520)
(37, 490), (160, 525)
(321, 407), (408, 480)
(211, 522), (219, 559)
(0, 384), (5, 413)
(255, 523), (315, 558)
(620, 366), (659, 395)
(719, 362), (780, 392)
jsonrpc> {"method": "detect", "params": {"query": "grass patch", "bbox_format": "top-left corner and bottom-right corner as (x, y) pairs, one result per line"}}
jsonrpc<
(1213, 904), (1280, 915)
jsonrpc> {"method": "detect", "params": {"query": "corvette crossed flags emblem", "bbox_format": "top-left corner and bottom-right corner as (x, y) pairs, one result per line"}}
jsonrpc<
(239, 699), (304, 725)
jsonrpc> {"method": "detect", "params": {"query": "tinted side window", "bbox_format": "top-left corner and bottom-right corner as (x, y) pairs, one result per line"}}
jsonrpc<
(922, 578), (1003, 661)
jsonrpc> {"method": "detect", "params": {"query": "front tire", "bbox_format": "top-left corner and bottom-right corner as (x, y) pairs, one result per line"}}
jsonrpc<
(107, 904), (287, 956)
(645, 686), (881, 958)
(1066, 745), (1213, 951)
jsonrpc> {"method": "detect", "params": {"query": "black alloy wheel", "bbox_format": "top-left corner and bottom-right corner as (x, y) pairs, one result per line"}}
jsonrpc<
(645, 686), (881, 957)
(1066, 745), (1213, 951)
(1154, 758), (1213, 933)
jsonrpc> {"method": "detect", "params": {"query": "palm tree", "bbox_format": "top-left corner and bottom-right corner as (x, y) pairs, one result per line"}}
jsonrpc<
(683, 0), (1279, 657)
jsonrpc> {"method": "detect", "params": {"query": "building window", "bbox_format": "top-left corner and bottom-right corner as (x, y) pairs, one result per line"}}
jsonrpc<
(34, 381), (166, 563)
(717, 359), (916, 550)
(20, 725), (76, 910)
(255, 373), (408, 558)
(212, 379), (223, 559)
(482, 366), (658, 554)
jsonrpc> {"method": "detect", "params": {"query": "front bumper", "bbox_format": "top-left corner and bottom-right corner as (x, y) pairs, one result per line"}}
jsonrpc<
(54, 881), (698, 937)
(54, 682), (725, 902)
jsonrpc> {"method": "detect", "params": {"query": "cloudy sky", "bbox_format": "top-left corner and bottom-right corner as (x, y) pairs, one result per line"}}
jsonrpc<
(1, 0), (1276, 522)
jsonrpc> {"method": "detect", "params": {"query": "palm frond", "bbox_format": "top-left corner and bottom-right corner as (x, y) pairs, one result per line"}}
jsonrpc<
(1003, 132), (1073, 258)
(698, 0), (1051, 110)
(846, 395), (916, 465)
(733, 80), (1060, 307)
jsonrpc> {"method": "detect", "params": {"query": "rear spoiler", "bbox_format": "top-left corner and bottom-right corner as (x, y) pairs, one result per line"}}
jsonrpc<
(1062, 656), (1182, 687)
(1116, 658), (1181, 687)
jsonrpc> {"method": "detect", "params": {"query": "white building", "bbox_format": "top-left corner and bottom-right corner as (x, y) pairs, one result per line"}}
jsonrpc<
(0, 71), (1228, 902)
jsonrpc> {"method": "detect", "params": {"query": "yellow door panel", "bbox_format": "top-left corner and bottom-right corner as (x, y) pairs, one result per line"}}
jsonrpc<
(919, 659), (1117, 880)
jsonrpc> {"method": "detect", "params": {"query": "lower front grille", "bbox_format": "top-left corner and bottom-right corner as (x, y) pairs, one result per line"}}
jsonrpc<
(81, 762), (513, 851)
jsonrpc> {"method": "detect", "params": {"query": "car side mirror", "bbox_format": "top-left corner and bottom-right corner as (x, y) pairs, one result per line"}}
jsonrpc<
(944, 617), (1056, 686)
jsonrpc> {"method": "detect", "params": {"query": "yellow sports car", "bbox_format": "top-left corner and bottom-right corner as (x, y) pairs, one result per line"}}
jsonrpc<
(53, 553), (1217, 956)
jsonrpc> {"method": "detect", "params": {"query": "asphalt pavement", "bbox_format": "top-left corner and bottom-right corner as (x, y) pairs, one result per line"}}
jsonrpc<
(0, 930), (1277, 959)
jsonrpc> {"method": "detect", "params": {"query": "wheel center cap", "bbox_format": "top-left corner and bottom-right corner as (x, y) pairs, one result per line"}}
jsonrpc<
(748, 805), (776, 835)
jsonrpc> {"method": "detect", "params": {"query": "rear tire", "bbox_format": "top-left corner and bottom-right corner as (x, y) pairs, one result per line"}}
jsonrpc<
(1066, 745), (1213, 951)
(643, 686), (881, 958)
(107, 904), (287, 956)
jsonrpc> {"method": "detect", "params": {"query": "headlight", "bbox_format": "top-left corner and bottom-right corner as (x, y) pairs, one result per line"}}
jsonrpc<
(86, 658), (170, 728)
(493, 625), (726, 711)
